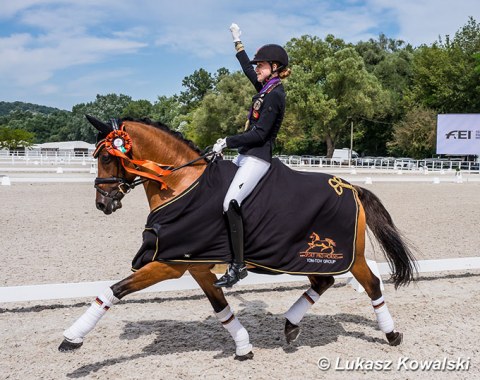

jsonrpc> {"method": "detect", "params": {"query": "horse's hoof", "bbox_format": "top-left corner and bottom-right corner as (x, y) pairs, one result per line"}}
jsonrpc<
(284, 319), (301, 344)
(234, 351), (254, 361)
(386, 331), (403, 346)
(58, 339), (83, 352)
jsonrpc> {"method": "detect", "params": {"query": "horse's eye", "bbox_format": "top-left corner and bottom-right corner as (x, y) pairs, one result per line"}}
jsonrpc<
(100, 154), (112, 164)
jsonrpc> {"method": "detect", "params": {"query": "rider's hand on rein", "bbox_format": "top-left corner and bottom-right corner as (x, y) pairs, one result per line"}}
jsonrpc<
(213, 138), (227, 154)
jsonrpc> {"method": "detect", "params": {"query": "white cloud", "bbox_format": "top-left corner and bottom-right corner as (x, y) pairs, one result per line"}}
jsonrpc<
(0, 32), (147, 87)
(0, 0), (45, 19)
(368, 0), (480, 45)
(66, 68), (134, 96)
(1, 0), (479, 109)
(112, 27), (149, 40)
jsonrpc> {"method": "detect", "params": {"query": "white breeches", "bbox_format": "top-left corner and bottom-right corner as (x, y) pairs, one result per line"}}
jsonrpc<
(223, 154), (270, 211)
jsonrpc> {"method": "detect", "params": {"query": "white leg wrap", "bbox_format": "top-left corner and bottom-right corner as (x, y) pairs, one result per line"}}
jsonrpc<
(372, 296), (395, 333)
(215, 305), (234, 322)
(63, 288), (119, 343)
(284, 287), (320, 325)
(215, 305), (252, 356)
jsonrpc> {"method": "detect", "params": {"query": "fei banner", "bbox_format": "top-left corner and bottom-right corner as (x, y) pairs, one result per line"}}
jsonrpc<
(437, 114), (480, 155)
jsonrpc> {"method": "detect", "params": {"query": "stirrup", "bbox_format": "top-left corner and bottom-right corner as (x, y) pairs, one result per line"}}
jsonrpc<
(214, 263), (248, 288)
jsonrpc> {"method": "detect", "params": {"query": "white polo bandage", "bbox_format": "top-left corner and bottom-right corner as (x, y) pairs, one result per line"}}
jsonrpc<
(372, 296), (395, 333)
(63, 288), (119, 342)
(284, 287), (320, 325)
(215, 305), (252, 356)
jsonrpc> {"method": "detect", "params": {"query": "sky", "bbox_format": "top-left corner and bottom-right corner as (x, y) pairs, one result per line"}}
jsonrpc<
(0, 0), (479, 111)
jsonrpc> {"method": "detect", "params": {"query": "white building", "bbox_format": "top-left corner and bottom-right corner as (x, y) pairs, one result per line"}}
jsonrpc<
(2, 141), (95, 157)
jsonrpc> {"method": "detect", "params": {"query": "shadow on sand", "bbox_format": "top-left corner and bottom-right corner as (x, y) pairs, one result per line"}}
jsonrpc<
(66, 302), (383, 378)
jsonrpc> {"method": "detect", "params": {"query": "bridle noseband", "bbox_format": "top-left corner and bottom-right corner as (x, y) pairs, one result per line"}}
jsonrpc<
(94, 176), (134, 200)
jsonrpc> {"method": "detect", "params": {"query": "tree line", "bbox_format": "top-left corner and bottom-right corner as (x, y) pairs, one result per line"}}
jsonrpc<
(1, 17), (479, 158)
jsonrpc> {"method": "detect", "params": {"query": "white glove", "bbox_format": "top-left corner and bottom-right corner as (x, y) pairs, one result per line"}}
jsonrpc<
(213, 138), (227, 154)
(230, 23), (241, 42)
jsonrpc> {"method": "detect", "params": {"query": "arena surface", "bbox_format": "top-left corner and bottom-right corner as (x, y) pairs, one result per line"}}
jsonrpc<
(1, 169), (479, 379)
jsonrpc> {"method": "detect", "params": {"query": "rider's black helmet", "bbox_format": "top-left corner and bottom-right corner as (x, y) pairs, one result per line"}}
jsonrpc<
(249, 44), (289, 68)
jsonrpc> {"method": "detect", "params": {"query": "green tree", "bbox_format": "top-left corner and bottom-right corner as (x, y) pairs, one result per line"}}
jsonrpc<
(452, 16), (480, 54)
(409, 44), (463, 112)
(387, 106), (436, 158)
(214, 67), (230, 85)
(47, 111), (73, 141)
(151, 95), (182, 128)
(354, 37), (415, 155)
(474, 52), (480, 73)
(179, 68), (215, 110)
(275, 111), (306, 154)
(284, 35), (346, 154)
(178, 68), (231, 112)
(0, 127), (35, 149)
(70, 93), (132, 142)
(0, 101), (62, 116)
(184, 72), (251, 148)
(286, 35), (389, 156)
(408, 17), (480, 113)
(323, 47), (390, 153)
(121, 99), (153, 119)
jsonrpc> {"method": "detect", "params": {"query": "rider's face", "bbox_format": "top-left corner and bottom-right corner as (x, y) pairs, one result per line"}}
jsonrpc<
(255, 61), (278, 82)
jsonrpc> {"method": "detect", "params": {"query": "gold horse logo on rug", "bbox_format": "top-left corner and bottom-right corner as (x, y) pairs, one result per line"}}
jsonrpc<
(299, 232), (344, 259)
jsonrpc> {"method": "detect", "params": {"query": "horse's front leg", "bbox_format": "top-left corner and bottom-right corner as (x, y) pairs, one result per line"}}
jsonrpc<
(58, 262), (188, 352)
(188, 265), (253, 360)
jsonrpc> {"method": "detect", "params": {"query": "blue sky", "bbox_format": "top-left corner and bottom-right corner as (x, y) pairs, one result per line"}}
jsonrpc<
(0, 0), (478, 111)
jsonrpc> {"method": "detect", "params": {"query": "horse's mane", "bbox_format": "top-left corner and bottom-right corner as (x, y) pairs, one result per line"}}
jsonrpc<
(121, 117), (203, 155)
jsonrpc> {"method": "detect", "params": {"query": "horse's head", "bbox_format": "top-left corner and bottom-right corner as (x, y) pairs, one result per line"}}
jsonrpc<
(87, 114), (211, 215)
(87, 115), (137, 215)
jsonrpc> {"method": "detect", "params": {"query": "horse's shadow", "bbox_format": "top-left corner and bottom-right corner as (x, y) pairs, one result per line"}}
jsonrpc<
(66, 299), (384, 378)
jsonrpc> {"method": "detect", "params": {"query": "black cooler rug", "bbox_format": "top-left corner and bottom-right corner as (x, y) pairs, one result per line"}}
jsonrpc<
(131, 158), (360, 276)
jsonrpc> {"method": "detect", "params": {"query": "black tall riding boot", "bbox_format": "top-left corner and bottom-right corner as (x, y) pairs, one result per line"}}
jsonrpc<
(214, 200), (248, 288)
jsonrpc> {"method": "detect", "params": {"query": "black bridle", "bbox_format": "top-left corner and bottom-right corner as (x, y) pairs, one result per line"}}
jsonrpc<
(94, 149), (215, 200)
(94, 176), (135, 199)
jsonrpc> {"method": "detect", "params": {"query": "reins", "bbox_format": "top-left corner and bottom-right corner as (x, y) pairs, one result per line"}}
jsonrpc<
(93, 121), (214, 197)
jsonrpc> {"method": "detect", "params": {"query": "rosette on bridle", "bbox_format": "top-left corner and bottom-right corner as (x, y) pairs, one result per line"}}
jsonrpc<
(105, 129), (132, 155)
(94, 126), (173, 191)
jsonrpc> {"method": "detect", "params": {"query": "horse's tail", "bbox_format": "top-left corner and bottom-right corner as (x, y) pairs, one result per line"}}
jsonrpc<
(354, 185), (418, 288)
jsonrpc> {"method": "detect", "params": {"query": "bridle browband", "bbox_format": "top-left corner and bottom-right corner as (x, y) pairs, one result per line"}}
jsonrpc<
(93, 121), (214, 200)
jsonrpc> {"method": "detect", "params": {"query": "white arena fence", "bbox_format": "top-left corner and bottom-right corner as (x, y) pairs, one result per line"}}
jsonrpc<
(1, 150), (479, 173)
(275, 155), (480, 173)
(1, 258), (479, 303)
(0, 149), (96, 167)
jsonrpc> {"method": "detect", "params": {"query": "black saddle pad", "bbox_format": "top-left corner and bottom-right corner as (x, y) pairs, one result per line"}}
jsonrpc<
(131, 158), (359, 275)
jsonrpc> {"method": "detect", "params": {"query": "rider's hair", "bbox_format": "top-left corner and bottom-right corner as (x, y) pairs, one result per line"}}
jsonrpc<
(279, 67), (292, 79)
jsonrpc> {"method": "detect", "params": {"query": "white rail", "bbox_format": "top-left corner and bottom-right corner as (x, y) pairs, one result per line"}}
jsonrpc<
(1, 258), (479, 303)
(2, 151), (479, 173)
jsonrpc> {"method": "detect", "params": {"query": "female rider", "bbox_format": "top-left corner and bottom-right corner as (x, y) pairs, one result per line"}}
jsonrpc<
(213, 23), (291, 288)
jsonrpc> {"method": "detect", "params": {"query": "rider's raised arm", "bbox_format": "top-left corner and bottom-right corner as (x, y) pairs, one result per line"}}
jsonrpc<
(230, 23), (262, 92)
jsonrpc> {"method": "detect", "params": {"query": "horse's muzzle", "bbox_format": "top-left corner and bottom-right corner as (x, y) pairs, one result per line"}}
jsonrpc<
(96, 198), (123, 214)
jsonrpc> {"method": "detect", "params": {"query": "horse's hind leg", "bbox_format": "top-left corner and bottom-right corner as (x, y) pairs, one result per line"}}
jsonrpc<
(59, 262), (188, 352)
(188, 265), (253, 360)
(284, 275), (335, 344)
(350, 257), (402, 346)
(351, 202), (402, 346)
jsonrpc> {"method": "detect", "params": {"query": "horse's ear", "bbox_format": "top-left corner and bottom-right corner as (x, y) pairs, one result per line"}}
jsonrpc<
(85, 114), (112, 135)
